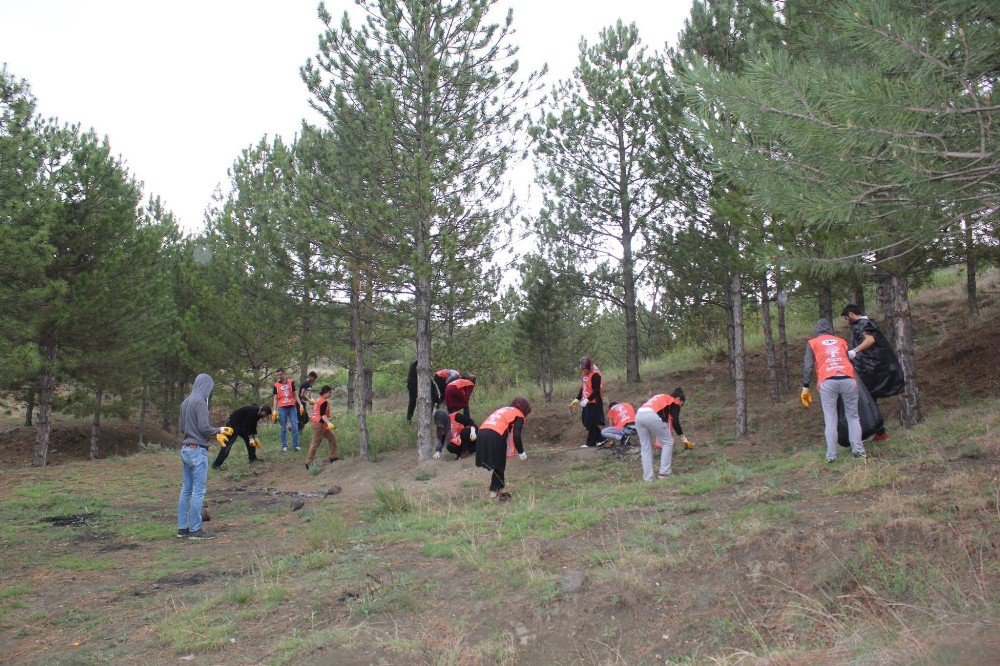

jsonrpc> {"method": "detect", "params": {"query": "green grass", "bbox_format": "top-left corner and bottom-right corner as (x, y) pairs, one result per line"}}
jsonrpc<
(134, 548), (213, 580)
(53, 554), (116, 571)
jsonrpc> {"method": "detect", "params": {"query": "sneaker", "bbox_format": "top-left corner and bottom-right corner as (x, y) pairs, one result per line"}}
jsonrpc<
(458, 451), (469, 459)
(580, 444), (591, 448)
(853, 452), (868, 459)
(211, 464), (222, 470)
(282, 447), (288, 453)
(658, 472), (672, 479)
(188, 529), (216, 540)
(294, 447), (301, 452)
(496, 491), (512, 501)
(620, 434), (631, 447)
(328, 457), (339, 463)
(304, 462), (311, 470)
(432, 451), (441, 460)
(826, 457), (837, 464)
(873, 432), (889, 441)
(176, 528), (189, 538)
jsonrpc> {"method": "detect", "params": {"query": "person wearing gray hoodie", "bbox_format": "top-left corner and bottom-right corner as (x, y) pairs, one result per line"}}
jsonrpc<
(178, 373), (222, 539)
(802, 319), (867, 463)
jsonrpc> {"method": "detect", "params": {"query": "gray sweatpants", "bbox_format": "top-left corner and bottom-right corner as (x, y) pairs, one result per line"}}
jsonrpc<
(635, 409), (673, 481)
(819, 377), (865, 460)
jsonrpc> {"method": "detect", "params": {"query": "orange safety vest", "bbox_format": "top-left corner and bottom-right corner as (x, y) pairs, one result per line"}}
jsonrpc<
(310, 395), (329, 428)
(448, 413), (465, 446)
(449, 378), (475, 393)
(274, 380), (297, 408)
(608, 403), (636, 430)
(808, 335), (855, 384)
(480, 406), (525, 437)
(581, 366), (601, 402)
(641, 394), (677, 414)
(435, 368), (459, 380)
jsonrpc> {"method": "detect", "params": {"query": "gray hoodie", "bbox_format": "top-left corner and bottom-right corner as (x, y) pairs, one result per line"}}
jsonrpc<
(180, 373), (219, 446)
(802, 318), (836, 387)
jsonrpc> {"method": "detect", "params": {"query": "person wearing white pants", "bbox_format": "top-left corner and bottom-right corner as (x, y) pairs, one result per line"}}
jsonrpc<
(634, 389), (690, 481)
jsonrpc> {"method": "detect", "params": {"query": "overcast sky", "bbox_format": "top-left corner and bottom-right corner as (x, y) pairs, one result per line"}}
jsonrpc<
(0, 0), (692, 232)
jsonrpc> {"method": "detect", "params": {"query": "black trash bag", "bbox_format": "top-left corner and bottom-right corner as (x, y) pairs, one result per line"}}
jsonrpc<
(852, 324), (905, 398)
(297, 407), (309, 432)
(837, 379), (884, 447)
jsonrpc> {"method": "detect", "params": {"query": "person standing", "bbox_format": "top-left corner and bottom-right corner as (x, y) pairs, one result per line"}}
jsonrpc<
(802, 318), (867, 463)
(571, 357), (605, 447)
(406, 360), (442, 422)
(305, 385), (338, 469)
(475, 397), (531, 500)
(634, 389), (691, 481)
(601, 401), (637, 447)
(211, 405), (271, 470)
(444, 373), (476, 419)
(271, 368), (302, 452)
(297, 371), (319, 433)
(841, 304), (904, 441)
(177, 373), (229, 540)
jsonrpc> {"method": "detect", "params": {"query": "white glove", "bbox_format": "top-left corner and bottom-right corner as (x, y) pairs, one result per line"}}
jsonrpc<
(848, 349), (857, 360)
(570, 399), (580, 408)
(469, 427), (477, 441)
(432, 451), (441, 460)
(518, 452), (527, 461)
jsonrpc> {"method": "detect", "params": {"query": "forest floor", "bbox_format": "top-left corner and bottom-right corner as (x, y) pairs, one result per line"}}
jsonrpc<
(0, 275), (998, 665)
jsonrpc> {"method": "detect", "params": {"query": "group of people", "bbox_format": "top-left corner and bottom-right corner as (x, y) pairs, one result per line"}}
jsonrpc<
(801, 305), (905, 463)
(176, 368), (341, 540)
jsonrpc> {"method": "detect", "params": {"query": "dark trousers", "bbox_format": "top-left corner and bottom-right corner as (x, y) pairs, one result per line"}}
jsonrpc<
(489, 463), (506, 492)
(582, 402), (604, 446)
(445, 429), (476, 458)
(212, 435), (256, 468)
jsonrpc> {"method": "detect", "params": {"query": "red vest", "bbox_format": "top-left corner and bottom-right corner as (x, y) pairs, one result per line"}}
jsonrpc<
(435, 368), (459, 380)
(480, 406), (525, 436)
(608, 403), (636, 430)
(274, 380), (296, 407)
(808, 335), (855, 384)
(448, 413), (465, 446)
(445, 379), (475, 409)
(581, 367), (601, 402)
(310, 395), (329, 428)
(641, 394), (677, 414)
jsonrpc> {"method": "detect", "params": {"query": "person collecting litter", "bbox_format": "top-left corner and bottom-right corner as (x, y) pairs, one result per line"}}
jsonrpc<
(211, 405), (271, 470)
(433, 409), (477, 460)
(841, 304), (904, 441)
(634, 389), (692, 481)
(475, 397), (531, 500)
(177, 373), (231, 540)
(405, 359), (442, 422)
(297, 370), (319, 433)
(571, 357), (605, 447)
(444, 373), (477, 419)
(305, 385), (339, 469)
(271, 368), (303, 452)
(601, 401), (637, 447)
(802, 318), (867, 462)
(433, 367), (461, 407)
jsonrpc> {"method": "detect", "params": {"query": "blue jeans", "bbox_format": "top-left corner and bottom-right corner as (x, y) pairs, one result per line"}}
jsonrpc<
(178, 445), (209, 532)
(601, 425), (637, 442)
(278, 405), (300, 449)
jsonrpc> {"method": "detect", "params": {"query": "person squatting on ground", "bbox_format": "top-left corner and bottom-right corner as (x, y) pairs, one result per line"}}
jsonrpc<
(297, 370), (319, 433)
(433, 409), (477, 460)
(601, 401), (637, 447)
(212, 405), (271, 470)
(444, 373), (477, 420)
(475, 397), (531, 500)
(271, 368), (303, 452)
(406, 359), (442, 422)
(634, 389), (691, 481)
(841, 304), (905, 441)
(802, 318), (867, 462)
(571, 357), (605, 447)
(177, 373), (229, 540)
(305, 385), (339, 469)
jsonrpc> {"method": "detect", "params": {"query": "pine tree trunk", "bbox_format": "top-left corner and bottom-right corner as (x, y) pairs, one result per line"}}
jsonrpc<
(347, 366), (356, 410)
(90, 387), (103, 460)
(138, 380), (148, 445)
(724, 289), (736, 384)
(891, 273), (922, 427)
(731, 274), (748, 438)
(876, 277), (896, 347)
(759, 277), (779, 403)
(351, 277), (370, 460)
(964, 218), (979, 317)
(817, 285), (833, 322)
(161, 369), (172, 432)
(32, 335), (58, 467)
(850, 283), (866, 314)
(775, 283), (790, 392)
(415, 274), (434, 461)
(24, 385), (35, 426)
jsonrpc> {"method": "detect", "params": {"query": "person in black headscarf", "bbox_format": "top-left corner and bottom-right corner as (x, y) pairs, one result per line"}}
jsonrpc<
(475, 397), (531, 500)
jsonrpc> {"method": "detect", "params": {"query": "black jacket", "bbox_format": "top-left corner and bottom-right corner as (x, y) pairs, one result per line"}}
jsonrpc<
(226, 405), (263, 438)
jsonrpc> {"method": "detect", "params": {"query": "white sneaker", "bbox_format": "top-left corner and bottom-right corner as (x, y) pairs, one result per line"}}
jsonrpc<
(432, 451), (441, 460)
(469, 427), (477, 441)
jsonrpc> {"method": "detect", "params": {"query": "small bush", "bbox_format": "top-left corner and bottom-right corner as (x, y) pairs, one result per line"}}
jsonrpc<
(369, 484), (414, 519)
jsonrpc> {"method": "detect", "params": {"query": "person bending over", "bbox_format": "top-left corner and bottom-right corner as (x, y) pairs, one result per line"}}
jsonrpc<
(601, 401), (637, 447)
(444, 373), (477, 420)
(433, 409), (477, 460)
(475, 398), (531, 500)
(212, 405), (271, 470)
(634, 389), (692, 481)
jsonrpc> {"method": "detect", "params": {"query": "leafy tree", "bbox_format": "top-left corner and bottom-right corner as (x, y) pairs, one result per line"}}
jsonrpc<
(303, 0), (539, 460)
(531, 21), (663, 383)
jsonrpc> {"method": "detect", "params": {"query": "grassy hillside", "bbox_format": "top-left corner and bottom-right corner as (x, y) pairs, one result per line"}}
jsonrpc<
(0, 270), (997, 664)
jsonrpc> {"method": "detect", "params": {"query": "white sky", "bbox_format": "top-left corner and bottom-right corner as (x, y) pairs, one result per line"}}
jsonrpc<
(0, 0), (692, 232)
